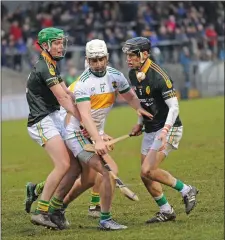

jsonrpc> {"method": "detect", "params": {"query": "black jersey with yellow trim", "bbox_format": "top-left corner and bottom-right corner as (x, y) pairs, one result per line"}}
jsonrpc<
(129, 58), (182, 133)
(26, 51), (63, 127)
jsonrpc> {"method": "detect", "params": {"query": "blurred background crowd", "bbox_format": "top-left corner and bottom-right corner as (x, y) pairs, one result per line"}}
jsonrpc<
(1, 1), (224, 87)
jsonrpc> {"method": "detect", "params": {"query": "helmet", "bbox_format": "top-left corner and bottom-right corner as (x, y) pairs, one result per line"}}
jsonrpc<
(85, 39), (108, 77)
(122, 37), (151, 55)
(38, 27), (68, 60)
(86, 39), (108, 59)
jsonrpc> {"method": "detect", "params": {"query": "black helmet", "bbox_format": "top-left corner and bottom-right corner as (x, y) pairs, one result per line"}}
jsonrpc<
(122, 37), (151, 55)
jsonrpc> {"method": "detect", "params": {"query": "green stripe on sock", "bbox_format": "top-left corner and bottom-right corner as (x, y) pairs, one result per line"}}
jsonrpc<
(155, 195), (168, 207)
(173, 179), (184, 191)
(35, 181), (45, 195)
(100, 212), (111, 221)
(49, 196), (63, 213)
(90, 192), (100, 205)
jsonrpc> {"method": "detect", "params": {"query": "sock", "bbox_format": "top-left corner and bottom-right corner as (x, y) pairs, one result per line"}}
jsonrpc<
(36, 200), (49, 213)
(172, 179), (191, 196)
(49, 196), (63, 213)
(90, 191), (100, 207)
(100, 212), (111, 221)
(154, 194), (172, 213)
(35, 181), (46, 196)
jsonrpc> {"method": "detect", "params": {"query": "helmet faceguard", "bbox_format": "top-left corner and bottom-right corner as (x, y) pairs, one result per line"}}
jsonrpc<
(38, 27), (68, 61)
(86, 39), (109, 77)
(122, 37), (151, 55)
(122, 37), (151, 68)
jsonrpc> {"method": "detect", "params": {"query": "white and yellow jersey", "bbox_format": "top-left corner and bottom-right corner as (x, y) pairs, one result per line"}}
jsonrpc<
(66, 66), (130, 137)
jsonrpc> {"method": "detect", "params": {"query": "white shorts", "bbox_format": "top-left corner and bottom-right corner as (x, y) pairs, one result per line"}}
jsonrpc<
(65, 131), (96, 163)
(141, 126), (183, 156)
(27, 110), (66, 146)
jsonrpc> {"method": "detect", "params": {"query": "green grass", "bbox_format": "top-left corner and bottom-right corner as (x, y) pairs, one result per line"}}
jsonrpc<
(2, 96), (224, 240)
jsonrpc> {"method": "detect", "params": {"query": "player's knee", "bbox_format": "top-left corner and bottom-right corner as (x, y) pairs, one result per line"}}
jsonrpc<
(141, 167), (154, 180)
(84, 172), (97, 188)
(101, 168), (110, 179)
(56, 160), (71, 175)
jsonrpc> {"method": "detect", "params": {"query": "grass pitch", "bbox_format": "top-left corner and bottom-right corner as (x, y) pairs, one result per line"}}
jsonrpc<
(2, 97), (224, 240)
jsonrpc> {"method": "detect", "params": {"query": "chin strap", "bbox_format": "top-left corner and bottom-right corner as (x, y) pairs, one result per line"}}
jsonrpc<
(89, 69), (106, 77)
(140, 52), (145, 64)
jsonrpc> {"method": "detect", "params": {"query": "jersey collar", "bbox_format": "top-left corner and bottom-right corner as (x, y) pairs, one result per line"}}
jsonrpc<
(139, 58), (152, 74)
(41, 51), (56, 67)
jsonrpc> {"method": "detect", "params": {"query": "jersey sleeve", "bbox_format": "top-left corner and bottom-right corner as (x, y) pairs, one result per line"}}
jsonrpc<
(118, 73), (131, 94)
(74, 80), (91, 103)
(41, 62), (63, 88)
(157, 71), (177, 101)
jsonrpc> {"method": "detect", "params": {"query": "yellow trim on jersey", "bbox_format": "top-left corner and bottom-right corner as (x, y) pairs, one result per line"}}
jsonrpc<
(151, 62), (173, 88)
(151, 62), (169, 81)
(90, 92), (115, 110)
(41, 51), (56, 67)
(140, 58), (152, 74)
(68, 77), (80, 92)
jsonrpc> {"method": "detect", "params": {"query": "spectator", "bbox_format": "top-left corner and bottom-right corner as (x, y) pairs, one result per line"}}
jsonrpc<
(10, 20), (22, 42)
(1, 1), (224, 72)
(205, 24), (218, 50)
(179, 46), (191, 98)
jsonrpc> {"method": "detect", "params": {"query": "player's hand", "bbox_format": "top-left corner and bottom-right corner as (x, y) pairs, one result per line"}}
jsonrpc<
(130, 124), (143, 136)
(137, 108), (153, 120)
(102, 133), (113, 141)
(95, 139), (108, 155)
(157, 131), (167, 151)
(102, 133), (114, 151)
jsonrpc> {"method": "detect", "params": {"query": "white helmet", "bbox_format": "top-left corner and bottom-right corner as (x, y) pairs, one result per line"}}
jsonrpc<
(86, 39), (108, 59)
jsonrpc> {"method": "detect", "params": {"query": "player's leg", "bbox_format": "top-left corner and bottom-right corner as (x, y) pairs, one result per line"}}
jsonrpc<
(48, 149), (81, 229)
(88, 154), (118, 218)
(65, 133), (126, 230)
(63, 161), (97, 205)
(141, 151), (176, 223)
(27, 114), (71, 229)
(84, 153), (126, 230)
(89, 177), (101, 217)
(141, 127), (198, 217)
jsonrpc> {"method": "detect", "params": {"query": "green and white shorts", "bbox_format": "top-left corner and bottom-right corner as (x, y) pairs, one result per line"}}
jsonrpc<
(65, 131), (95, 163)
(141, 126), (183, 156)
(27, 110), (66, 146)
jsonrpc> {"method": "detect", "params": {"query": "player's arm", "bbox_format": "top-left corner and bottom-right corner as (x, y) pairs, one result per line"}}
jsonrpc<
(118, 73), (153, 119)
(60, 81), (75, 101)
(75, 83), (108, 155)
(159, 78), (179, 133)
(50, 84), (81, 121)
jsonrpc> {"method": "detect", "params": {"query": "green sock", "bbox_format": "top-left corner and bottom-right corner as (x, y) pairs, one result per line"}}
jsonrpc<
(49, 196), (63, 213)
(173, 179), (184, 192)
(100, 212), (111, 221)
(154, 194), (168, 207)
(90, 191), (100, 206)
(35, 181), (46, 196)
(36, 200), (49, 213)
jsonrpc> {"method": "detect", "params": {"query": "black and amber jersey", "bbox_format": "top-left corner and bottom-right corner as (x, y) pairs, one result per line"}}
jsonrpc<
(129, 58), (182, 133)
(26, 51), (63, 127)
